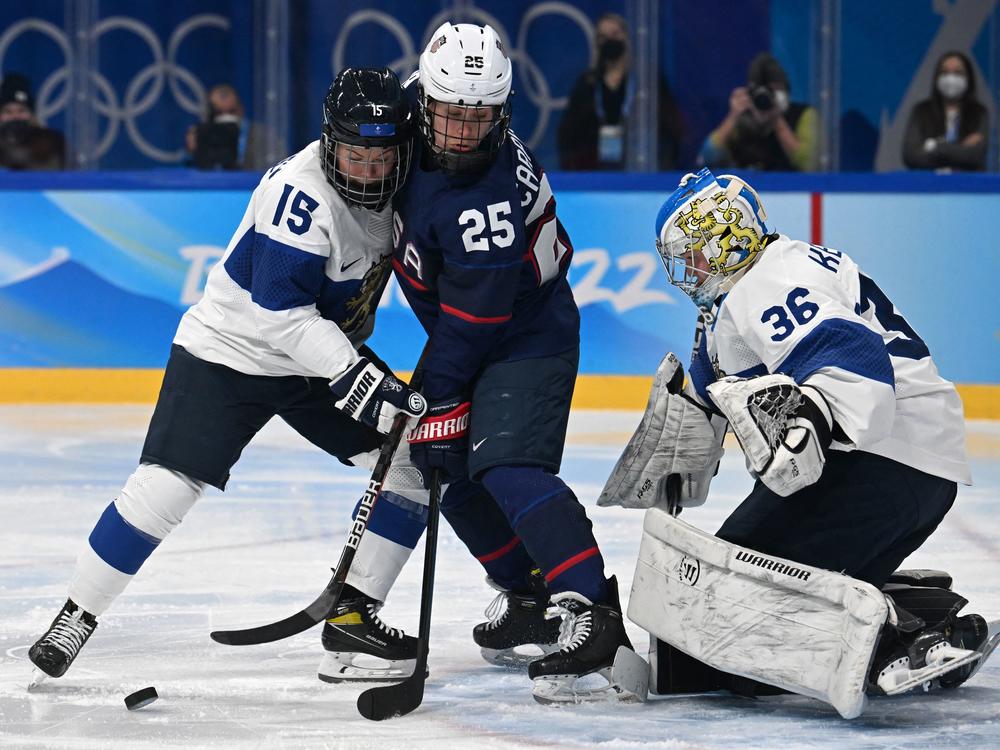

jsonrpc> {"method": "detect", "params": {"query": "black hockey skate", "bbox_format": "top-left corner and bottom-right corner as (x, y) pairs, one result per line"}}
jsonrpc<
(939, 614), (991, 688)
(318, 588), (417, 683)
(473, 572), (562, 668)
(528, 577), (646, 704)
(871, 615), (993, 696)
(29, 599), (98, 681)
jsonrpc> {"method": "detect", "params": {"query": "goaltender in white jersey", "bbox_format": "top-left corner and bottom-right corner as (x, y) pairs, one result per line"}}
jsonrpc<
(688, 227), (969, 486)
(600, 168), (990, 717)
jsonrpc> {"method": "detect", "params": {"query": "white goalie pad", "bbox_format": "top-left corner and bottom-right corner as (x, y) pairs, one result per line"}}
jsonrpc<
(598, 352), (726, 511)
(628, 509), (888, 719)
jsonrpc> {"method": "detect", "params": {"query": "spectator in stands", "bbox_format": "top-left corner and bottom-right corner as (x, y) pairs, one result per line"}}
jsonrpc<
(0, 72), (65, 170)
(557, 12), (682, 170)
(699, 53), (818, 172)
(185, 83), (275, 171)
(902, 51), (988, 172)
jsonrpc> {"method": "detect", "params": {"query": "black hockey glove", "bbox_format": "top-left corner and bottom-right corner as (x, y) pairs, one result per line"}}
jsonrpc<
(330, 357), (427, 435)
(407, 397), (471, 487)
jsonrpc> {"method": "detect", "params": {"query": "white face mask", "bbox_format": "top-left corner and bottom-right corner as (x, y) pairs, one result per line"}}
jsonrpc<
(773, 89), (789, 113)
(937, 72), (967, 100)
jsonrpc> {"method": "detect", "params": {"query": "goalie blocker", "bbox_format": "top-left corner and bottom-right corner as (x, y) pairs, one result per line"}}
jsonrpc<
(628, 509), (988, 719)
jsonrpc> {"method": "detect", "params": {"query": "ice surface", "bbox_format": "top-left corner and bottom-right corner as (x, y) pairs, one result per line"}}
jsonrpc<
(1, 406), (998, 749)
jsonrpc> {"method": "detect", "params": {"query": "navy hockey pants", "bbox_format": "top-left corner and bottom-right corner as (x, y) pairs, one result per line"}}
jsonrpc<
(716, 450), (957, 587)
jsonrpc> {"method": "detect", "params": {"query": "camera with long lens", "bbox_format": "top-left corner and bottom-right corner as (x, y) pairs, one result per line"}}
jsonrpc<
(193, 113), (240, 170)
(750, 85), (775, 112)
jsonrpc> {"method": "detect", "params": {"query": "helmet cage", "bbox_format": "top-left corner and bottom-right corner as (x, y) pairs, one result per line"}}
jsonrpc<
(417, 85), (511, 174)
(321, 126), (412, 211)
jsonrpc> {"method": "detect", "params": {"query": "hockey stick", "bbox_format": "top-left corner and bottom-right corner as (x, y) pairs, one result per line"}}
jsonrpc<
(210, 346), (429, 647)
(357, 468), (441, 720)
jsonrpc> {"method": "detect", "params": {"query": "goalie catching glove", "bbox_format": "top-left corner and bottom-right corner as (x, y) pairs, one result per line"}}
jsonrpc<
(330, 357), (427, 434)
(598, 352), (727, 513)
(707, 374), (833, 497)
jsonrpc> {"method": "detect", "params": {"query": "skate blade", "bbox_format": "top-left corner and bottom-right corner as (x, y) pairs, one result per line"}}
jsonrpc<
(480, 643), (560, 670)
(532, 647), (649, 705)
(318, 653), (416, 684)
(27, 668), (48, 691)
(955, 631), (1000, 685)
(880, 646), (982, 695)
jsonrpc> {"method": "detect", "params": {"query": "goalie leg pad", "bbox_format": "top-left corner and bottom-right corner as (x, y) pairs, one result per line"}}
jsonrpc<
(628, 509), (888, 719)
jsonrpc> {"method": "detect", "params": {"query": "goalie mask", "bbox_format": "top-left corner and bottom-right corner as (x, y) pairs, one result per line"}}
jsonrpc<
(417, 22), (513, 175)
(654, 168), (770, 308)
(322, 67), (414, 211)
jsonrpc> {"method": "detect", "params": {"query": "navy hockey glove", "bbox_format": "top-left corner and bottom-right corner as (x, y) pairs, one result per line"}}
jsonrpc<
(330, 357), (427, 435)
(407, 397), (471, 487)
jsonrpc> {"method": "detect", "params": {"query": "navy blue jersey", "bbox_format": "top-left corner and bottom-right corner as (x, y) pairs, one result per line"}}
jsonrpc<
(392, 130), (580, 401)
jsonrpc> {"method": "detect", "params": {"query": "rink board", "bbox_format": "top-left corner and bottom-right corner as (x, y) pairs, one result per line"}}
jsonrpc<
(0, 173), (997, 412)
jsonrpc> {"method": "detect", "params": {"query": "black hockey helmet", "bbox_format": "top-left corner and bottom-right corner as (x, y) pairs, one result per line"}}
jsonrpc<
(321, 67), (414, 210)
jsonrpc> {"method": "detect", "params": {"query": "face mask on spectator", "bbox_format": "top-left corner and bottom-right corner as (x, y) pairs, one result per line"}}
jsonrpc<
(599, 39), (626, 64)
(936, 73), (967, 99)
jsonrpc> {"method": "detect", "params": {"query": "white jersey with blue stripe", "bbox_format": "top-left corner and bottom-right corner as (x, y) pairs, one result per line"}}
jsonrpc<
(174, 141), (393, 380)
(688, 235), (970, 485)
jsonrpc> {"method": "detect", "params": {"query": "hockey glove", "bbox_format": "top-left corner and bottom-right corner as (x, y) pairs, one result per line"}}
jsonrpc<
(707, 374), (833, 497)
(407, 397), (471, 488)
(598, 352), (726, 513)
(330, 357), (427, 435)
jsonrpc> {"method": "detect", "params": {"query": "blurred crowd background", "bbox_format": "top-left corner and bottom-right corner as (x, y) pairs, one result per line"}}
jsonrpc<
(0, 0), (995, 175)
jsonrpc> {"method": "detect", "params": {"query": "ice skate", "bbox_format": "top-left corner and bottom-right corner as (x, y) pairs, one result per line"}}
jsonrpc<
(28, 599), (98, 680)
(872, 616), (996, 696)
(473, 573), (562, 668)
(318, 590), (416, 683)
(528, 578), (647, 704)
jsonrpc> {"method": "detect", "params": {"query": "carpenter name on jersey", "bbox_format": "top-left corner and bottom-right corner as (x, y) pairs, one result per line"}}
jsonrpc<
(174, 142), (392, 379)
(391, 130), (580, 400)
(688, 236), (969, 485)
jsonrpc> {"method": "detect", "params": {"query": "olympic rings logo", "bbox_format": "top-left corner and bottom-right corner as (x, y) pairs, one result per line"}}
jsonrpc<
(0, 14), (229, 163)
(1, 6), (594, 164)
(332, 3), (595, 150)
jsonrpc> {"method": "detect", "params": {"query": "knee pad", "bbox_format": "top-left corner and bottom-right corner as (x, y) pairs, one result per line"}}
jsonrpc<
(115, 463), (205, 540)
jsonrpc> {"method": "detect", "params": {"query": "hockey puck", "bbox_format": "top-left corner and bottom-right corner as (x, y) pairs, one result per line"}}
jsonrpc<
(124, 686), (158, 711)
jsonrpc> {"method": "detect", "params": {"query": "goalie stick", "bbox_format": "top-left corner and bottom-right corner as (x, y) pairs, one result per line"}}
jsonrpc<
(357, 468), (441, 720)
(210, 344), (429, 647)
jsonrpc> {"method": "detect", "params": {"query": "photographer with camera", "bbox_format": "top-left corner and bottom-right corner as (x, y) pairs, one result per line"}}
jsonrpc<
(0, 72), (65, 171)
(185, 83), (275, 171)
(699, 53), (818, 172)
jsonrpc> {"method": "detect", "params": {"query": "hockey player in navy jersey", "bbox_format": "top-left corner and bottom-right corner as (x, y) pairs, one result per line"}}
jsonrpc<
(27, 68), (430, 684)
(332, 22), (638, 703)
(601, 168), (990, 706)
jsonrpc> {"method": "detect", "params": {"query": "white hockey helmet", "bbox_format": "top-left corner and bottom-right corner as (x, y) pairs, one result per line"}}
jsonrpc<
(417, 22), (513, 173)
(654, 168), (771, 308)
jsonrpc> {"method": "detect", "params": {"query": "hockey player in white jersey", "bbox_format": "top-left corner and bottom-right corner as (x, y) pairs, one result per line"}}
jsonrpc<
(28, 68), (429, 684)
(601, 168), (992, 712)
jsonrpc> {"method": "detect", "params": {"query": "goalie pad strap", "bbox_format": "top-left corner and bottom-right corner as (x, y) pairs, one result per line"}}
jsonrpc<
(628, 509), (888, 719)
